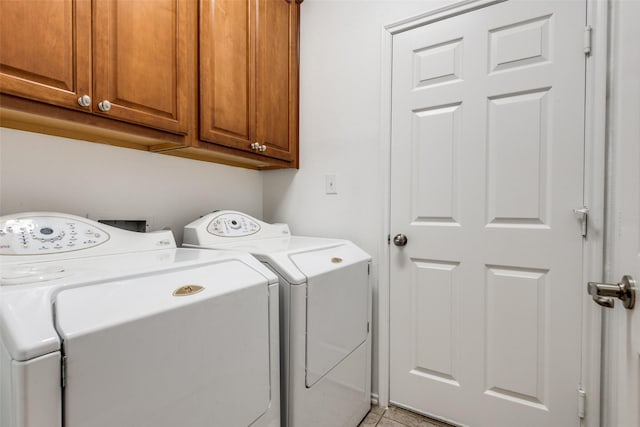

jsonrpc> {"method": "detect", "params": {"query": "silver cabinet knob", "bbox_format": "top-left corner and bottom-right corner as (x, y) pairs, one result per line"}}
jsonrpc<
(259, 145), (267, 152)
(98, 100), (111, 112)
(588, 275), (635, 309)
(77, 95), (91, 107)
(393, 234), (408, 247)
(250, 142), (260, 150)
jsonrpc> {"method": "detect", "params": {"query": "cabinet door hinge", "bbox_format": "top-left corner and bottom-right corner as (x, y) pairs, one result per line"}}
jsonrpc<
(387, 234), (391, 245)
(367, 263), (371, 275)
(367, 321), (370, 334)
(578, 388), (586, 419)
(61, 356), (68, 388)
(584, 25), (592, 56)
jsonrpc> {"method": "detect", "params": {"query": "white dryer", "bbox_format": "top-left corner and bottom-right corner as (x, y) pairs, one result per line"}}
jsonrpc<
(0, 212), (280, 427)
(184, 211), (372, 427)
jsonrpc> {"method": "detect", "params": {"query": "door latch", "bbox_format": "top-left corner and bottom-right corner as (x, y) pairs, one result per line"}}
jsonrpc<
(587, 275), (636, 309)
(573, 207), (589, 238)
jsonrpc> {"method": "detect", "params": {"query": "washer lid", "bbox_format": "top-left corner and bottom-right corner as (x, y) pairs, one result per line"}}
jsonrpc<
(0, 248), (277, 361)
(55, 260), (271, 427)
(1, 263), (70, 286)
(54, 259), (267, 339)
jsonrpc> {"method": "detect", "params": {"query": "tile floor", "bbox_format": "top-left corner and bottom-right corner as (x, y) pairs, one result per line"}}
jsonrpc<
(358, 405), (454, 427)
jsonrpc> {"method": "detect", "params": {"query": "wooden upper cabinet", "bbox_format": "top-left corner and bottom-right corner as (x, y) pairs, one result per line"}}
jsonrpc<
(93, 0), (192, 134)
(0, 0), (92, 110)
(200, 0), (299, 163)
(1, 0), (191, 134)
(199, 0), (256, 149)
(1, 0), (299, 169)
(255, 0), (299, 162)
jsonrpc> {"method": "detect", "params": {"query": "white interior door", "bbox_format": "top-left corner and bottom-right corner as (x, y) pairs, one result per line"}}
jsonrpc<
(604, 1), (640, 425)
(389, 1), (588, 426)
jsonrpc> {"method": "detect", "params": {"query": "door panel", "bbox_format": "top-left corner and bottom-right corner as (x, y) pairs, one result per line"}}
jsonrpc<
(0, 0), (91, 110)
(255, 0), (298, 162)
(390, 2), (587, 426)
(93, 0), (191, 133)
(199, 0), (256, 150)
(199, 0), (298, 162)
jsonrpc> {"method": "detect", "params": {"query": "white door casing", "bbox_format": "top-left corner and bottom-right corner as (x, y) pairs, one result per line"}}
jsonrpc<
(388, 1), (589, 426)
(603, 1), (640, 425)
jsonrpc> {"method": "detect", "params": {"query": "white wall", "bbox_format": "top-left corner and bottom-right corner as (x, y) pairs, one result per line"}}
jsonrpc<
(0, 128), (263, 244)
(263, 0), (457, 397)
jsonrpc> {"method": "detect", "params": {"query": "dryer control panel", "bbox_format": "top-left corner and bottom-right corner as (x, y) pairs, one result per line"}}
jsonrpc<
(0, 216), (110, 255)
(184, 210), (290, 245)
(206, 212), (261, 237)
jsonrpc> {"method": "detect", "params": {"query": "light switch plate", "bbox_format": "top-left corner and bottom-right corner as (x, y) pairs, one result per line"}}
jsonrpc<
(325, 174), (337, 195)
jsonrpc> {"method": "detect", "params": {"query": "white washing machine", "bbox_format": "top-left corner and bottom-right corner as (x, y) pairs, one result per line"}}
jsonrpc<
(183, 211), (372, 427)
(0, 212), (280, 427)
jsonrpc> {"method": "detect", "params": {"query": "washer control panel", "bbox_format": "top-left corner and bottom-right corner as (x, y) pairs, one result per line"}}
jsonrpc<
(206, 212), (261, 237)
(0, 216), (110, 255)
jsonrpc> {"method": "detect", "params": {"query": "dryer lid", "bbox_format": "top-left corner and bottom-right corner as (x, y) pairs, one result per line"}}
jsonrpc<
(291, 249), (370, 387)
(266, 238), (369, 285)
(288, 240), (371, 279)
(183, 211), (372, 285)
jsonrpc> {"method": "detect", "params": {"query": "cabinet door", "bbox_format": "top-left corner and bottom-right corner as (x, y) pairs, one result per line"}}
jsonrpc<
(199, 0), (256, 151)
(255, 0), (299, 162)
(93, 0), (191, 134)
(0, 0), (91, 111)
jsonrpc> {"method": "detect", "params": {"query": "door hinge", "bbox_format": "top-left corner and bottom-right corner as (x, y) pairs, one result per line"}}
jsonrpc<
(578, 388), (586, 418)
(367, 263), (371, 275)
(61, 356), (68, 388)
(574, 207), (590, 238)
(584, 25), (592, 56)
(367, 321), (370, 334)
(387, 234), (391, 245)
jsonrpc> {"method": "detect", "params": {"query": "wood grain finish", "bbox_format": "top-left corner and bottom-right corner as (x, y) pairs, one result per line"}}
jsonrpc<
(1, 93), (294, 170)
(0, 0), (299, 170)
(256, 0), (298, 162)
(199, 0), (256, 148)
(93, 0), (191, 134)
(199, 0), (299, 164)
(0, 94), (186, 150)
(0, 0), (91, 110)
